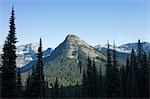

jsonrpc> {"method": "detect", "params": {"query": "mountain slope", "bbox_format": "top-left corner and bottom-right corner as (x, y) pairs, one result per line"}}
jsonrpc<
(21, 34), (106, 87)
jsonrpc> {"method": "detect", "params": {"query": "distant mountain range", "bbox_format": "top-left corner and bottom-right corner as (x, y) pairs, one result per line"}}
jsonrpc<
(0, 34), (149, 87)
(0, 42), (53, 68)
(95, 42), (150, 54)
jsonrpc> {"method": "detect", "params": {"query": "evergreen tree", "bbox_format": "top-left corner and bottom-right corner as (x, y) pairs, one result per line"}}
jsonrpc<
(26, 38), (45, 98)
(82, 69), (88, 98)
(111, 41), (121, 97)
(141, 52), (149, 98)
(121, 56), (130, 98)
(105, 41), (114, 98)
(0, 6), (17, 98)
(120, 65), (127, 98)
(86, 56), (93, 98)
(135, 40), (149, 98)
(92, 59), (99, 98)
(126, 49), (138, 98)
(82, 56), (99, 98)
(98, 65), (103, 98)
(78, 56), (82, 73)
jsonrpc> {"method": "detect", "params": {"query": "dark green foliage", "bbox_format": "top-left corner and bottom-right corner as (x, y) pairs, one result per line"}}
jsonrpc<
(136, 40), (149, 98)
(105, 42), (121, 98)
(86, 56), (93, 97)
(142, 52), (149, 98)
(98, 65), (104, 98)
(25, 38), (45, 98)
(0, 6), (17, 98)
(77, 48), (82, 74)
(111, 42), (121, 97)
(92, 59), (99, 98)
(126, 49), (138, 98)
(81, 57), (99, 98)
(105, 42), (113, 98)
(82, 70), (88, 98)
(120, 65), (127, 98)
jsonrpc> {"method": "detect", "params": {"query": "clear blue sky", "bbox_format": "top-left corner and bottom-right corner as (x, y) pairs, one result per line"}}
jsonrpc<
(0, 0), (149, 49)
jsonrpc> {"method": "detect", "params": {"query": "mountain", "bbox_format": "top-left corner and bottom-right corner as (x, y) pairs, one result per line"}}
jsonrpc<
(0, 43), (53, 68)
(95, 44), (128, 65)
(118, 42), (150, 53)
(95, 42), (150, 54)
(95, 42), (150, 65)
(21, 34), (106, 87)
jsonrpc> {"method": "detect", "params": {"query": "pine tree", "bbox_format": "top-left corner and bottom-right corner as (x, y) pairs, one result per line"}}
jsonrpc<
(78, 56), (82, 73)
(82, 69), (88, 98)
(120, 65), (127, 98)
(0, 6), (17, 98)
(141, 52), (149, 98)
(105, 41), (113, 98)
(26, 38), (45, 98)
(111, 41), (121, 97)
(86, 56), (93, 98)
(126, 49), (138, 98)
(92, 59), (99, 98)
(121, 56), (130, 98)
(98, 65), (103, 98)
(136, 39), (148, 98)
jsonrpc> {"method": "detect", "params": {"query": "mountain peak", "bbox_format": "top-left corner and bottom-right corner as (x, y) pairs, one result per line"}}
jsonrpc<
(66, 34), (79, 39)
(66, 34), (81, 42)
(65, 34), (89, 47)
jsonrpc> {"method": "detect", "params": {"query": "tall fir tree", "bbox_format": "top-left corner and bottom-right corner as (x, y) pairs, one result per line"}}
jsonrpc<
(111, 41), (121, 97)
(0, 6), (17, 98)
(98, 65), (104, 98)
(121, 56), (130, 98)
(126, 49), (138, 98)
(136, 40), (149, 98)
(82, 56), (99, 98)
(26, 38), (45, 98)
(141, 52), (149, 98)
(92, 59), (99, 98)
(86, 56), (93, 98)
(120, 65), (127, 98)
(105, 41), (113, 98)
(82, 69), (88, 98)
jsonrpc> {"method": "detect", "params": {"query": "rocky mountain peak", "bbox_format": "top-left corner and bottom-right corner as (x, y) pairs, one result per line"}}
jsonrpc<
(50, 34), (105, 60)
(17, 42), (39, 53)
(65, 34), (89, 47)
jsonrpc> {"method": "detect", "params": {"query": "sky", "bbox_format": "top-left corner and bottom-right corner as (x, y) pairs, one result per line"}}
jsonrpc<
(0, 0), (149, 49)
